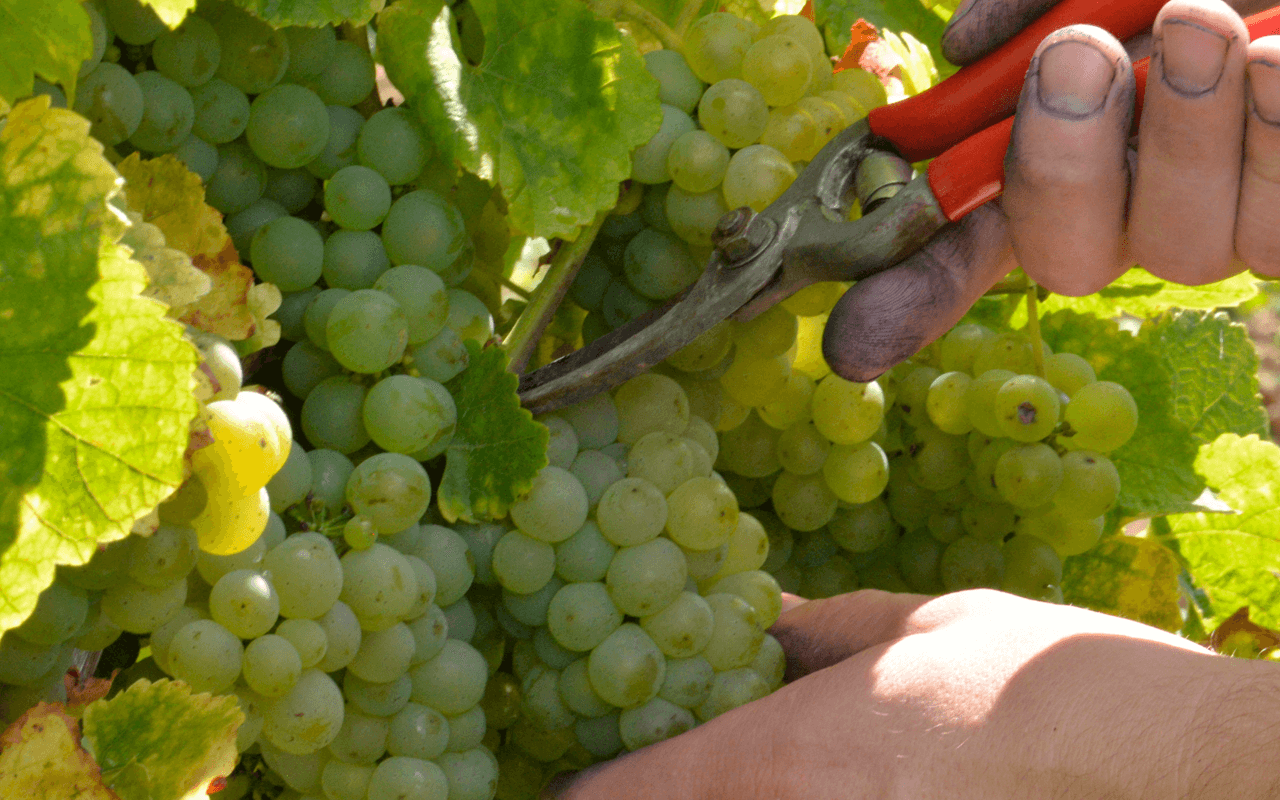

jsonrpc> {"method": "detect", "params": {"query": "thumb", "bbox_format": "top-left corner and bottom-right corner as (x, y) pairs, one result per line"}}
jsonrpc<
(942, 0), (1063, 65)
(821, 202), (1014, 383)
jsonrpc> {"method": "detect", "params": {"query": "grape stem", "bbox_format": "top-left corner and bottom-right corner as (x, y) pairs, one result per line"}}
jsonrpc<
(503, 211), (608, 375)
(594, 0), (684, 51)
(673, 0), (704, 36)
(1025, 280), (1046, 379)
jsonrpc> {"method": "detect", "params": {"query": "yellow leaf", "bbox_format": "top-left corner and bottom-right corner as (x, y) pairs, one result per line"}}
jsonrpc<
(0, 703), (117, 798)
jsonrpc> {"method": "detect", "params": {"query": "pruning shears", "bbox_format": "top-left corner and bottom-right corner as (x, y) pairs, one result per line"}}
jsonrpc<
(519, 1), (1280, 415)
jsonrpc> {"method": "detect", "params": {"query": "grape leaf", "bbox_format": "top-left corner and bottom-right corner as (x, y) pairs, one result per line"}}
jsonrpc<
(0, 0), (92, 105)
(139, 0), (197, 27)
(814, 0), (957, 78)
(0, 703), (114, 798)
(439, 341), (549, 523)
(1061, 535), (1183, 633)
(378, 0), (662, 240)
(0, 98), (198, 634)
(1026, 268), (1260, 321)
(115, 154), (258, 339)
(1162, 434), (1280, 631)
(1039, 309), (1266, 521)
(81, 679), (242, 800)
(229, 0), (384, 27)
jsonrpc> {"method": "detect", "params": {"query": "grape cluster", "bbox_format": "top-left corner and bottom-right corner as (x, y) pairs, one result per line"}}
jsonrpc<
(471, 373), (784, 798)
(659, 277), (1137, 602)
(569, 13), (890, 343)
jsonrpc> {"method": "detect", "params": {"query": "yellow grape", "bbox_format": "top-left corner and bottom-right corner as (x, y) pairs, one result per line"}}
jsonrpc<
(192, 485), (270, 555)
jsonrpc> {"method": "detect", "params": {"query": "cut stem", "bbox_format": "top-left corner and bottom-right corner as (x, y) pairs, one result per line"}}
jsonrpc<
(503, 211), (608, 375)
(1025, 280), (1046, 379)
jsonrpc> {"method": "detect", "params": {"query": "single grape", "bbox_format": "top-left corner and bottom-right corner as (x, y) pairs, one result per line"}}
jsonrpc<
(152, 16), (221, 87)
(698, 79), (769, 149)
(1052, 450), (1121, 518)
(346, 453), (433, 535)
(129, 71), (194, 154)
(995, 374), (1062, 442)
(250, 216), (325, 291)
(326, 288), (409, 374)
(325, 164), (392, 231)
(643, 49), (705, 114)
(1063, 381), (1139, 452)
(741, 34), (812, 107)
(214, 7), (290, 95)
(994, 442), (1064, 509)
(357, 106), (430, 186)
(632, 104), (697, 184)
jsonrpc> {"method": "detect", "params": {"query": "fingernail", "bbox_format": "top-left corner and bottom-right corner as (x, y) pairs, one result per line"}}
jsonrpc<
(540, 771), (579, 800)
(1160, 18), (1229, 96)
(1036, 40), (1115, 118)
(1248, 58), (1280, 124)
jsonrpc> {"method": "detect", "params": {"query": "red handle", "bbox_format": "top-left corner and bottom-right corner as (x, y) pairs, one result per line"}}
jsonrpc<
(928, 7), (1280, 222)
(867, 0), (1167, 162)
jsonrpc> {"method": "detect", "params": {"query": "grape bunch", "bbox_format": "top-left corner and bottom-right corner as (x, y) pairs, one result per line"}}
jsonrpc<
(473, 373), (784, 799)
(657, 273), (1138, 602)
(568, 12), (892, 344)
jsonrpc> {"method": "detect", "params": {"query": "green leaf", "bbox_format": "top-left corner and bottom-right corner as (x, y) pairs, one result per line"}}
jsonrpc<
(378, 0), (663, 240)
(1162, 434), (1280, 630)
(139, 0), (197, 27)
(0, 0), (93, 104)
(0, 703), (115, 798)
(229, 0), (384, 28)
(0, 98), (199, 634)
(439, 341), (549, 523)
(1033, 267), (1259, 320)
(1039, 309), (1266, 520)
(814, 0), (957, 78)
(1061, 535), (1184, 633)
(81, 678), (242, 800)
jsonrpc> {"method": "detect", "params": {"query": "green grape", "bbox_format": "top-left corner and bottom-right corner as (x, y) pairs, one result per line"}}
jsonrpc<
(906, 427), (970, 491)
(569, 253), (612, 310)
(758, 373), (814, 431)
(622, 228), (701, 300)
(554, 520), (617, 583)
(381, 189), (471, 274)
(340, 543), (419, 629)
(210, 568), (280, 638)
(775, 420), (829, 475)
(265, 166), (319, 213)
(363, 264), (447, 345)
(926, 371), (974, 434)
(658, 655), (714, 709)
(308, 40), (376, 106)
(895, 365), (940, 428)
(1045, 352), (1096, 397)
(594, 477), (665, 546)
(1052, 450), (1120, 518)
(326, 288), (409, 374)
(275, 618), (328, 669)
(750, 632), (786, 690)
(303, 287), (349, 349)
(643, 49), (705, 114)
(722, 144), (796, 212)
(305, 104), (364, 179)
(348, 622), (416, 683)
(772, 470), (838, 531)
(126, 523), (198, 587)
(698, 79), (769, 149)
(301, 375), (370, 453)
(264, 441), (312, 514)
(545, 582), (623, 652)
(168, 619), (243, 694)
(967, 436), (1016, 502)
(719, 352), (790, 408)
(12, 581), (88, 646)
(972, 332), (1042, 376)
(828, 497), (894, 552)
(742, 34), (812, 107)
(762, 14), (825, 57)
(409, 638), (488, 714)
(897, 527), (944, 594)
(707, 569), (782, 628)
(832, 68), (889, 109)
(509, 466), (589, 544)
(734, 304), (798, 360)
(326, 702), (390, 763)
(263, 669), (346, 755)
(939, 535), (1005, 592)
(960, 499), (1017, 539)
(696, 667), (769, 721)
(206, 140), (267, 215)
(314, 600), (361, 672)
(700, 593), (764, 671)
(283, 25), (337, 82)
(173, 133), (218, 181)
(994, 442), (1064, 508)
(152, 16), (221, 87)
(213, 8), (290, 95)
(683, 12), (755, 83)
(760, 103), (818, 162)
(601, 278), (655, 329)
(190, 78), (250, 144)
(249, 215), (324, 291)
(995, 374), (1062, 442)
(127, 71), (194, 153)
(543, 415), (580, 470)
(667, 130), (729, 194)
(927, 509), (965, 544)
(965, 368), (1017, 437)
(344, 514), (378, 551)
(819, 89), (867, 124)
(637, 591), (712, 659)
(104, 0), (164, 45)
(102, 577), (186, 633)
(408, 326), (469, 384)
(1063, 380), (1139, 452)
(619, 697), (695, 751)
(1017, 509), (1104, 557)
(322, 760), (375, 800)
(795, 96), (846, 156)
(149, 606), (207, 674)
(822, 440), (889, 503)
(79, 1), (109, 79)
(1001, 534), (1063, 600)
(347, 453), (432, 536)
(388, 701), (450, 759)
(406, 604), (449, 665)
(492, 530), (556, 595)
(357, 106), (430, 186)
(628, 432), (700, 494)
(939, 323), (995, 373)
(325, 164), (392, 231)
(243, 634), (303, 698)
(318, 230), (391, 294)
(226, 197), (286, 256)
(666, 475), (739, 550)
(362, 373), (456, 455)
(633, 105), (697, 184)
(280, 340), (340, 399)
(445, 289), (494, 344)
(606, 537), (688, 617)
(717, 410), (782, 477)
(305, 448), (355, 515)
(665, 184), (730, 247)
(615, 373), (691, 443)
(588, 623), (666, 708)
(812, 374), (885, 444)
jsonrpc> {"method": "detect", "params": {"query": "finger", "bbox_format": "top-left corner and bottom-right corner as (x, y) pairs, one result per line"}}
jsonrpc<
(942, 0), (1062, 66)
(1128, 0), (1250, 284)
(1003, 26), (1136, 295)
(1235, 36), (1280, 275)
(769, 589), (935, 681)
(778, 591), (809, 614)
(821, 203), (1015, 383)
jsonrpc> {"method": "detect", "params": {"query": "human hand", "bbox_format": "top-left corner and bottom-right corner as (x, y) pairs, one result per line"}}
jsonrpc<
(543, 589), (1279, 799)
(821, 0), (1280, 382)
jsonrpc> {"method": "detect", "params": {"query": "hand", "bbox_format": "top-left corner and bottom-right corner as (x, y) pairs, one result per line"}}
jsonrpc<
(821, 0), (1280, 382)
(544, 589), (1280, 799)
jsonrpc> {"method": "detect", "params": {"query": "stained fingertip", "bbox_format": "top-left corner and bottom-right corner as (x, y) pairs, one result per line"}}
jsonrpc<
(941, 0), (1061, 67)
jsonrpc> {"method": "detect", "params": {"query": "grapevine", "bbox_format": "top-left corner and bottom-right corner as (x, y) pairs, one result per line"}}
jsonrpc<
(0, 1), (1277, 799)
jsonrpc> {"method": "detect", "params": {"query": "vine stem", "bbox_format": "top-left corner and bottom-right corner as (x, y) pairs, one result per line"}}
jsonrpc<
(673, 0), (703, 36)
(599, 0), (684, 50)
(1025, 280), (1046, 379)
(503, 211), (608, 375)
